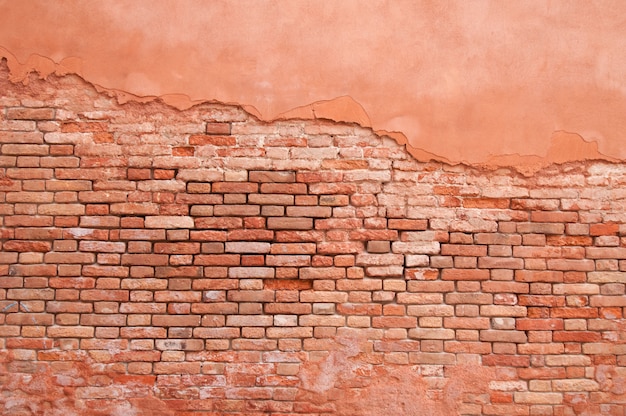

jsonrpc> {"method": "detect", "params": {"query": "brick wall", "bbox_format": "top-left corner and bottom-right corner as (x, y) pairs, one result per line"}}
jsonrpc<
(1, 61), (626, 415)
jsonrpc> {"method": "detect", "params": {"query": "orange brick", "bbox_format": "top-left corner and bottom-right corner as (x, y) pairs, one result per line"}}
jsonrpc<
(482, 354), (530, 367)
(2, 240), (52, 252)
(195, 217), (243, 229)
(463, 198), (510, 208)
(267, 217), (313, 230)
(212, 182), (257, 193)
(172, 146), (194, 156)
(388, 219), (428, 230)
(590, 222), (619, 236)
(442, 269), (489, 281)
(517, 223), (565, 235)
(205, 123), (231, 135)
(546, 235), (593, 246)
(190, 134), (235, 146)
(530, 211), (578, 223)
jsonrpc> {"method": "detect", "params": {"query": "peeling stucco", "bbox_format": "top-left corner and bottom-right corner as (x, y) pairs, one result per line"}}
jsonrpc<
(2, 0), (626, 169)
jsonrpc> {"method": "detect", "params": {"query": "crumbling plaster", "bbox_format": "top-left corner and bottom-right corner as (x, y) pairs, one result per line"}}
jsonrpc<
(2, 0), (626, 171)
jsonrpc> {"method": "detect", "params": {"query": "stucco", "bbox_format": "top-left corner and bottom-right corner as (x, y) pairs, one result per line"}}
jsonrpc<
(2, 0), (626, 170)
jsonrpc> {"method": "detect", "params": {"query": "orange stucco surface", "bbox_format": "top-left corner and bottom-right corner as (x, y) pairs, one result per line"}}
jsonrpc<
(1, 0), (626, 169)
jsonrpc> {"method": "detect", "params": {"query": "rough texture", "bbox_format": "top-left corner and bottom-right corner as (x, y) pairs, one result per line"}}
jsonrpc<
(2, 63), (626, 415)
(3, 1), (626, 167)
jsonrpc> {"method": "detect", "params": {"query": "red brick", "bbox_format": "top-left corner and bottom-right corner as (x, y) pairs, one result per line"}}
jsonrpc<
(285, 206), (332, 218)
(214, 204), (260, 216)
(320, 195), (349, 206)
(441, 269), (489, 281)
(546, 235), (593, 246)
(482, 354), (530, 367)
(121, 254), (168, 266)
(479, 256), (524, 269)
(516, 318), (563, 330)
(515, 270), (563, 283)
(229, 267), (275, 278)
(187, 231), (227, 243)
(61, 122), (108, 132)
(47, 326), (95, 338)
(194, 254), (240, 266)
(530, 211), (578, 223)
(152, 315), (201, 327)
(195, 217), (243, 229)
(512, 246), (561, 258)
(388, 219), (428, 230)
(481, 281), (529, 294)
(590, 222), (619, 236)
(7, 167), (53, 179)
(314, 242), (363, 255)
(6, 107), (55, 120)
(266, 255), (310, 267)
(586, 246), (626, 259)
(2, 240), (52, 252)
(307, 182), (356, 195)
(518, 295), (564, 307)
(154, 291), (202, 303)
(552, 331), (602, 342)
(546, 259), (594, 271)
(551, 307), (599, 318)
(248, 193), (294, 205)
(205, 123), (231, 135)
(321, 159), (369, 170)
(315, 218), (361, 230)
(260, 183), (307, 194)
(372, 316), (417, 328)
(267, 217), (313, 230)
(154, 242), (200, 254)
(517, 367), (566, 379)
(249, 171), (294, 184)
(299, 267), (346, 280)
(80, 290), (129, 301)
(0, 131), (43, 143)
(80, 314), (127, 327)
(212, 182), (258, 193)
(443, 317), (490, 329)
(2, 144), (49, 155)
(441, 244), (487, 256)
(79, 241), (126, 253)
(6, 265), (52, 280)
(5, 215), (53, 227)
(172, 146), (194, 156)
(517, 223), (565, 234)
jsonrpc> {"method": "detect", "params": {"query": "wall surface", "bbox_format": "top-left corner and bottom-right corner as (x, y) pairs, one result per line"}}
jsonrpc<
(3, 2), (626, 415)
(2, 1), (626, 169)
(2, 62), (626, 415)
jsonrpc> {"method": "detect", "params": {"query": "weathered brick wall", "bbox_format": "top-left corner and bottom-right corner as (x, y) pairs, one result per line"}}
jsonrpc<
(1, 61), (626, 415)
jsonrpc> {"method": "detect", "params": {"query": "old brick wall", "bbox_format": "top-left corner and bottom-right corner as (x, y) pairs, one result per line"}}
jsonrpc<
(1, 62), (626, 415)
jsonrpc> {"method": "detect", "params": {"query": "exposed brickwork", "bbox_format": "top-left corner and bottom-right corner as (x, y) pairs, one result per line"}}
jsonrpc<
(2, 63), (626, 415)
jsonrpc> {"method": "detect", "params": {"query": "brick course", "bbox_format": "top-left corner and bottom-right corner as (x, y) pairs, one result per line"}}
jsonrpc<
(1, 62), (626, 414)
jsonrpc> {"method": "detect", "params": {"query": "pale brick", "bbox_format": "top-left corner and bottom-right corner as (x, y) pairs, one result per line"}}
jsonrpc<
(514, 392), (562, 405)
(225, 242), (271, 254)
(356, 253), (404, 266)
(145, 216), (194, 229)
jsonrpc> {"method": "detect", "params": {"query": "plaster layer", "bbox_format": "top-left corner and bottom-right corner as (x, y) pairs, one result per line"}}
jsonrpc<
(2, 0), (626, 169)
